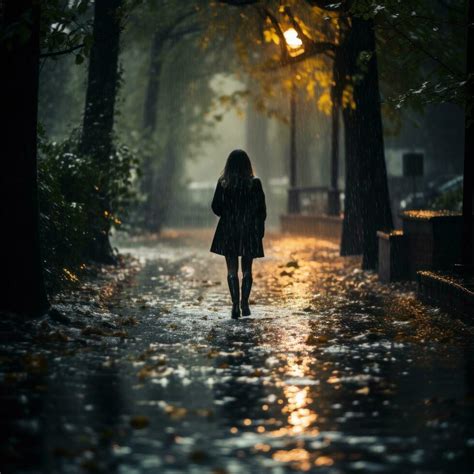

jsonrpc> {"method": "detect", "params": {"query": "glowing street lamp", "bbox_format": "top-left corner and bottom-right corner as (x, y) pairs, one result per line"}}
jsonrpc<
(284, 28), (303, 213)
(283, 28), (303, 50)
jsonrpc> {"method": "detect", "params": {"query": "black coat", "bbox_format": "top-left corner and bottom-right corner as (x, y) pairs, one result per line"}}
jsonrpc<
(210, 177), (266, 258)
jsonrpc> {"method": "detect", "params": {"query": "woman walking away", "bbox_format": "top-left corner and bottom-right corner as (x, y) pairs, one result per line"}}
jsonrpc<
(210, 149), (267, 319)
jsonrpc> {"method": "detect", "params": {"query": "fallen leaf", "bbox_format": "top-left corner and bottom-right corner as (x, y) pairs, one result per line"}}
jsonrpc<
(130, 415), (149, 429)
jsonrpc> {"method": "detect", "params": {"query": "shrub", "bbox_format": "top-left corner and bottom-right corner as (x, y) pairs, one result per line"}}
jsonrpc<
(38, 129), (139, 291)
(431, 186), (463, 212)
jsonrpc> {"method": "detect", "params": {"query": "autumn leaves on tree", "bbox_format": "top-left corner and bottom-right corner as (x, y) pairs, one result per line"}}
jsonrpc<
(212, 0), (393, 269)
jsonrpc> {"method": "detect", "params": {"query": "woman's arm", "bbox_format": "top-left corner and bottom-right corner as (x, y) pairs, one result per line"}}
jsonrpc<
(211, 181), (223, 216)
(254, 178), (267, 221)
(254, 178), (266, 238)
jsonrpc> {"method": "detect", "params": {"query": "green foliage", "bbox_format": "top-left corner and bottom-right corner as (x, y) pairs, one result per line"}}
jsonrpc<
(41, 0), (94, 61)
(107, 142), (141, 230)
(38, 130), (90, 289)
(431, 186), (463, 211)
(38, 129), (139, 291)
(40, 0), (142, 63)
(351, 0), (468, 111)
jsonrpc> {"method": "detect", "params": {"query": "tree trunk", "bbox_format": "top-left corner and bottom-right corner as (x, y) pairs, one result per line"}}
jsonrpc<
(460, 0), (473, 267)
(340, 33), (364, 256)
(80, 0), (123, 263)
(141, 31), (165, 232)
(328, 48), (342, 215)
(340, 16), (393, 269)
(143, 31), (164, 132)
(153, 138), (178, 232)
(341, 105), (364, 255)
(151, 61), (189, 233)
(0, 0), (49, 315)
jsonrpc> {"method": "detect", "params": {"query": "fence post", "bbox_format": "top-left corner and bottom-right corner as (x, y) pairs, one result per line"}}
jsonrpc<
(327, 188), (340, 215)
(288, 188), (300, 214)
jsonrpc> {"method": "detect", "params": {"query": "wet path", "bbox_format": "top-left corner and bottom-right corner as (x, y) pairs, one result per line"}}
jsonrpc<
(1, 230), (474, 473)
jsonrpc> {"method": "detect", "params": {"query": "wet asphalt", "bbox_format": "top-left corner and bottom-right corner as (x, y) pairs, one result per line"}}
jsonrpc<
(1, 229), (474, 473)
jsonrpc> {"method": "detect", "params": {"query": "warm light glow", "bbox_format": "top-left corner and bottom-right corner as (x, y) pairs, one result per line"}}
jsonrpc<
(273, 448), (312, 471)
(267, 356), (319, 439)
(283, 28), (303, 49)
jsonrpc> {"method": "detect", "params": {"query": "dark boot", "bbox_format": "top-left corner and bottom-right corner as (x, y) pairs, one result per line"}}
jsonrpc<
(227, 274), (240, 319)
(241, 274), (253, 316)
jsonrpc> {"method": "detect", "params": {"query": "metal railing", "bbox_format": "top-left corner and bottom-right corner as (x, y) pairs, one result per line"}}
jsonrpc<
(287, 186), (342, 216)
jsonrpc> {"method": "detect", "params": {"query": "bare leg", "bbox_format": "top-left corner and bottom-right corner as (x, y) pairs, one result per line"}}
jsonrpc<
(241, 256), (253, 316)
(225, 256), (240, 319)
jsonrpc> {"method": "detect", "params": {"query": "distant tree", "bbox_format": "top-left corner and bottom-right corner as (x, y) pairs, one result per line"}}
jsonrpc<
(145, 36), (219, 232)
(142, 7), (200, 132)
(0, 0), (49, 315)
(140, 4), (201, 231)
(120, 0), (226, 233)
(79, 0), (123, 263)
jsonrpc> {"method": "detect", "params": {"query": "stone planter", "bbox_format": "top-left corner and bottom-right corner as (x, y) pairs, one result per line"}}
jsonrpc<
(418, 270), (474, 319)
(377, 230), (408, 282)
(401, 210), (469, 278)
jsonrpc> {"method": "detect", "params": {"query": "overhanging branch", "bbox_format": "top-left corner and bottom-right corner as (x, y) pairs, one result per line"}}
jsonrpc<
(40, 43), (84, 58)
(260, 7), (289, 63)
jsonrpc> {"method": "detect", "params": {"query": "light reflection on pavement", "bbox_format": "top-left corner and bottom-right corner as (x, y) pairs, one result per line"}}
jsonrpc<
(1, 229), (473, 473)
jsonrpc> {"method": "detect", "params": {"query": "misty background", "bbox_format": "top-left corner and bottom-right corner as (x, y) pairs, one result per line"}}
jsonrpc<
(37, 1), (465, 232)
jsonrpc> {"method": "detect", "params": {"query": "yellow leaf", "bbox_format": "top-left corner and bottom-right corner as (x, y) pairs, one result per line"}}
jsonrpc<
(317, 90), (332, 116)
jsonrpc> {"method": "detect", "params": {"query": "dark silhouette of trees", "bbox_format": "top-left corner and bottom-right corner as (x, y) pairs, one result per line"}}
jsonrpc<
(328, 46), (343, 216)
(340, 15), (393, 269)
(139, 6), (201, 232)
(0, 0), (49, 315)
(282, 5), (393, 269)
(216, 0), (394, 268)
(461, 0), (473, 267)
(254, 3), (393, 269)
(143, 31), (165, 133)
(80, 0), (123, 263)
(141, 29), (165, 231)
(142, 9), (199, 132)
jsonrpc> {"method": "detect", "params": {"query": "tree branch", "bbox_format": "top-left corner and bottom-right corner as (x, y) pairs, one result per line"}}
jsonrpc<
(300, 0), (345, 11)
(219, 0), (345, 8)
(381, 13), (462, 77)
(219, 0), (259, 5)
(167, 25), (202, 41)
(40, 43), (84, 58)
(284, 6), (320, 53)
(267, 41), (336, 69)
(260, 7), (290, 64)
(220, 1), (337, 67)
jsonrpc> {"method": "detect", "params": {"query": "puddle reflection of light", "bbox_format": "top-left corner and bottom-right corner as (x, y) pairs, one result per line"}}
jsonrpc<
(273, 448), (311, 471)
(260, 294), (332, 470)
(269, 356), (320, 439)
(283, 385), (317, 433)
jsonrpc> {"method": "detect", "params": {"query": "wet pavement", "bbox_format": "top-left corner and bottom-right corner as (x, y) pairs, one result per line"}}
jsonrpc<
(1, 229), (474, 473)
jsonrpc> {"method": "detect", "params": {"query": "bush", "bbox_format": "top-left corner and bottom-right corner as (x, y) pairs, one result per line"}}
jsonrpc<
(38, 129), (139, 291)
(431, 186), (463, 212)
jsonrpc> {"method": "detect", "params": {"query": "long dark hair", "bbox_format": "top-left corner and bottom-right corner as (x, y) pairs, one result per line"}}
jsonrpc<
(220, 149), (254, 188)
